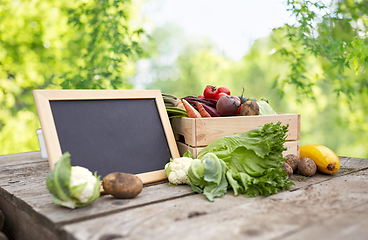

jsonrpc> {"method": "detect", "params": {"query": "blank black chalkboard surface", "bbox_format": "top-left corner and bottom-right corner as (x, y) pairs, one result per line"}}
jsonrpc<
(33, 89), (180, 184)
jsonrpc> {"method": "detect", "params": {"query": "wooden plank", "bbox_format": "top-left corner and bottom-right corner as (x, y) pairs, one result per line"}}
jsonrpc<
(176, 140), (300, 158)
(61, 168), (368, 240)
(171, 114), (300, 147)
(339, 156), (368, 170)
(1, 178), (193, 239)
(0, 161), (194, 224)
(172, 116), (196, 145)
(34, 183), (194, 225)
(195, 114), (300, 145)
(1, 152), (367, 240)
(281, 201), (368, 240)
(0, 151), (46, 167)
(0, 195), (60, 240)
(289, 156), (368, 190)
(0, 151), (194, 240)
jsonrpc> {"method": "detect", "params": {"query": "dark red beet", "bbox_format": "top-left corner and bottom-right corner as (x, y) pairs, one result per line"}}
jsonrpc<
(216, 95), (240, 116)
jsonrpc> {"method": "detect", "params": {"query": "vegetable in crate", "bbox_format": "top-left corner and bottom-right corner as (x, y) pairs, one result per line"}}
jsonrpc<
(203, 85), (218, 99)
(195, 101), (212, 117)
(165, 106), (188, 118)
(182, 96), (221, 117)
(257, 100), (278, 115)
(217, 86), (231, 95)
(162, 93), (185, 109)
(182, 99), (201, 118)
(203, 85), (231, 100)
(239, 100), (259, 116)
(162, 93), (188, 118)
(239, 95), (247, 104)
(215, 92), (228, 101)
(46, 152), (101, 209)
(216, 95), (240, 116)
(198, 122), (293, 197)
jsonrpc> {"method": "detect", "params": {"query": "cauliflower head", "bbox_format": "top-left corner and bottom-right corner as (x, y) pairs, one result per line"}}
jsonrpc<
(70, 166), (97, 203)
(46, 152), (101, 209)
(165, 157), (193, 185)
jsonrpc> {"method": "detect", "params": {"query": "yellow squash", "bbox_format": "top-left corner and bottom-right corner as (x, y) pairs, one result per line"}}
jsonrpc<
(299, 144), (340, 174)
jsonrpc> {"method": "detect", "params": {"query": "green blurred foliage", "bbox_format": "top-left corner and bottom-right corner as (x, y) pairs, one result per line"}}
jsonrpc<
(1, 0), (367, 159)
(279, 0), (368, 99)
(0, 0), (147, 155)
(143, 1), (368, 158)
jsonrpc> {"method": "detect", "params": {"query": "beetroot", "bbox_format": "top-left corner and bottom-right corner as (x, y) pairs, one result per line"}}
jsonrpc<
(216, 95), (240, 116)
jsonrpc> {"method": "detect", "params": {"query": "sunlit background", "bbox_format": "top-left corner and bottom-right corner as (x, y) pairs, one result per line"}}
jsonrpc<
(132, 0), (295, 89)
(0, 0), (366, 159)
(141, 0), (294, 60)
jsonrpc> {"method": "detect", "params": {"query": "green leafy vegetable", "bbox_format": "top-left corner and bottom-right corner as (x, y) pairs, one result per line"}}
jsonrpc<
(257, 100), (278, 115)
(183, 147), (195, 159)
(198, 122), (293, 197)
(46, 152), (101, 209)
(187, 153), (228, 201)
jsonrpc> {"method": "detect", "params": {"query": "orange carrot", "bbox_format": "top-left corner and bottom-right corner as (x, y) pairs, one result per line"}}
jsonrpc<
(195, 101), (212, 118)
(182, 99), (201, 118)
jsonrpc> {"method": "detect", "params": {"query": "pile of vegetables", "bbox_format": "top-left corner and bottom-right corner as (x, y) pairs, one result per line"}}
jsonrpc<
(163, 85), (278, 119)
(46, 153), (145, 209)
(283, 144), (341, 178)
(165, 122), (294, 201)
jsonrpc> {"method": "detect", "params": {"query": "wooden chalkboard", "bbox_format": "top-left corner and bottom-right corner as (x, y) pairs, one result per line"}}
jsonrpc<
(33, 90), (180, 184)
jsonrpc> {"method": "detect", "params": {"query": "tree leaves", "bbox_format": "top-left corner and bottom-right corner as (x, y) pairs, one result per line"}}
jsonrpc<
(276, 0), (368, 99)
(60, 0), (147, 89)
(0, 0), (146, 154)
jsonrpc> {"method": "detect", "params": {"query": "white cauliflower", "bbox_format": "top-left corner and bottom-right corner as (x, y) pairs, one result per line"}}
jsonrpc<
(165, 157), (193, 185)
(46, 152), (101, 209)
(70, 166), (97, 203)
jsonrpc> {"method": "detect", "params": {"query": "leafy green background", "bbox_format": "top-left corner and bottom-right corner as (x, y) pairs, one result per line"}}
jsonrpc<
(1, 0), (367, 159)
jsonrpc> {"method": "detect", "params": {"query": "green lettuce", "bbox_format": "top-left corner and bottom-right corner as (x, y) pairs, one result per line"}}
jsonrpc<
(257, 100), (278, 115)
(197, 122), (293, 197)
(46, 152), (101, 209)
(187, 153), (228, 201)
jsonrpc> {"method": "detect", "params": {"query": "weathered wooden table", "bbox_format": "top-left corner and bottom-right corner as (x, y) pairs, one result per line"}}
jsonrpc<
(1, 151), (368, 240)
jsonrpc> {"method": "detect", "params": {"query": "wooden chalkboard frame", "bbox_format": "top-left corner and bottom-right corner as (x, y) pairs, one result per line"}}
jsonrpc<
(33, 89), (180, 184)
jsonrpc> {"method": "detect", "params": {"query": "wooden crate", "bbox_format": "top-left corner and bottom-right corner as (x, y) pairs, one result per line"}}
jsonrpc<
(171, 114), (301, 158)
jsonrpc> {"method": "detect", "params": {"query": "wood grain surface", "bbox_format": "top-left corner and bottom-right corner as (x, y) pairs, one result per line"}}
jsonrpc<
(171, 114), (300, 146)
(1, 152), (367, 240)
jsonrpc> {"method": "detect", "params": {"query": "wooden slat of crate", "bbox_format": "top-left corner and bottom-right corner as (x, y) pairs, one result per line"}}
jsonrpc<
(171, 114), (300, 147)
(177, 140), (300, 158)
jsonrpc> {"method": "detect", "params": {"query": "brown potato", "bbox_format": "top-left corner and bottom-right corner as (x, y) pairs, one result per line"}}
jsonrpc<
(282, 162), (293, 178)
(240, 101), (259, 116)
(298, 158), (317, 177)
(285, 154), (299, 172)
(102, 172), (143, 199)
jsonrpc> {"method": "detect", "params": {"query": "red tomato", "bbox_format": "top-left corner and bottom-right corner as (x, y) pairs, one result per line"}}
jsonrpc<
(217, 86), (231, 96)
(198, 95), (205, 98)
(203, 85), (218, 99)
(215, 92), (228, 101)
(236, 105), (241, 114)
